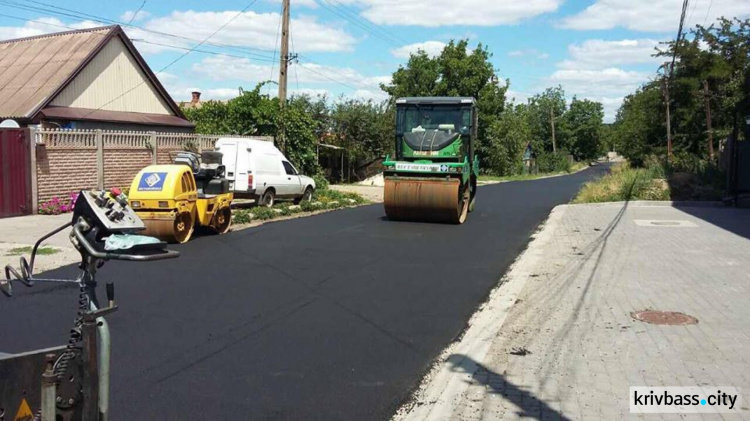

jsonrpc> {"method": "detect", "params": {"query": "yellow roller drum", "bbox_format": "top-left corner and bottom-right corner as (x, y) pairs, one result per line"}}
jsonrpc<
(384, 177), (470, 224)
(212, 206), (232, 234)
(140, 211), (195, 243)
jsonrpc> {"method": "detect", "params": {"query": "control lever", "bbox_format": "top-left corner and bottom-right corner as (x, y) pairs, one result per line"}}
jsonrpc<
(106, 282), (115, 306)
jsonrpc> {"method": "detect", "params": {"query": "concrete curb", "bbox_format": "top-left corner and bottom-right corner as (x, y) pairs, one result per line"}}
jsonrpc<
(564, 200), (726, 208)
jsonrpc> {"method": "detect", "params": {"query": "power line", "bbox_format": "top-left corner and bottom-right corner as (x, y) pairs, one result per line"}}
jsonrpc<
(268, 5), (282, 96)
(296, 53), (382, 90)
(669, 0), (690, 81)
(2, 0), (277, 58)
(294, 61), (360, 91)
(313, 0), (402, 48)
(0, 12), (275, 63)
(702, 0), (714, 26)
(290, 22), (299, 94)
(131, 39), (277, 62)
(686, 0), (698, 30)
(320, 0), (408, 46)
(126, 0), (146, 26)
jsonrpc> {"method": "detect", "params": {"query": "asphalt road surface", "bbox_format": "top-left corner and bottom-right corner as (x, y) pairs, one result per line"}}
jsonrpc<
(0, 165), (609, 420)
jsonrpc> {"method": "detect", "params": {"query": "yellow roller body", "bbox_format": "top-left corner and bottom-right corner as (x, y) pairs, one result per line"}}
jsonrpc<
(384, 177), (469, 224)
(128, 164), (233, 243)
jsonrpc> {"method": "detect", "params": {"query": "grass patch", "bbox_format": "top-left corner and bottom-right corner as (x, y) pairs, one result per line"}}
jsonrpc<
(573, 162), (670, 203)
(6, 246), (59, 256)
(232, 188), (368, 225)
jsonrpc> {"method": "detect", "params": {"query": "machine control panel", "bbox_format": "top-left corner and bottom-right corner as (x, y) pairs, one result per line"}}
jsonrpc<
(73, 189), (145, 234)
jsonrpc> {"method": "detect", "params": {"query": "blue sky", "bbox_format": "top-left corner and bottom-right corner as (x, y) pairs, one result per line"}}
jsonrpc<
(1, 0), (749, 121)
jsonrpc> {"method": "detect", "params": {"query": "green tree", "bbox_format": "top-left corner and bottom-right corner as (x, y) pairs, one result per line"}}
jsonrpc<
(380, 39), (505, 170)
(483, 103), (531, 176)
(526, 86), (567, 155)
(563, 97), (604, 160)
(329, 98), (393, 169)
(380, 50), (441, 98)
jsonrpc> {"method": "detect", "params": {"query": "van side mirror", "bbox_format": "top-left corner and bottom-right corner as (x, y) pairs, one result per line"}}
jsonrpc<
(246, 148), (252, 152)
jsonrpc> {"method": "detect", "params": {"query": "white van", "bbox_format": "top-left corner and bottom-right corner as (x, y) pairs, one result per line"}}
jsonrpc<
(214, 138), (316, 207)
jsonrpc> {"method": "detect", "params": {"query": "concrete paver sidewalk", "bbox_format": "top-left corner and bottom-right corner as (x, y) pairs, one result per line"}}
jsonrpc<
(396, 202), (750, 420)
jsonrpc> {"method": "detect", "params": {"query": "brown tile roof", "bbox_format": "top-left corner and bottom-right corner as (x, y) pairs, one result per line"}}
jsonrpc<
(0, 25), (187, 122)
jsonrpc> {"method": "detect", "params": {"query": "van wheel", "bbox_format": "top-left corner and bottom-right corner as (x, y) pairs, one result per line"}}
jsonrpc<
(294, 187), (313, 204)
(260, 189), (275, 207)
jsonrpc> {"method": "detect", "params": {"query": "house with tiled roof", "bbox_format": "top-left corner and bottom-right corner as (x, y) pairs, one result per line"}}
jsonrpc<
(0, 25), (193, 132)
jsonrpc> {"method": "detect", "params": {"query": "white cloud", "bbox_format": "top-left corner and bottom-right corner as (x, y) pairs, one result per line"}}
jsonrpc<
(560, 0), (750, 32)
(544, 68), (651, 122)
(136, 10), (356, 53)
(191, 55), (389, 91)
(391, 41), (446, 58)
(508, 49), (549, 60)
(352, 89), (388, 102)
(155, 71), (178, 82)
(547, 68), (649, 97)
(505, 89), (530, 104)
(557, 39), (663, 70)
(358, 0), (563, 26)
(120, 10), (151, 23)
(0, 17), (100, 41)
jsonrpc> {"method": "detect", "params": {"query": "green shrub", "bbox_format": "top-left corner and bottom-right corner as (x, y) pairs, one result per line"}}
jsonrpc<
(232, 189), (365, 225)
(536, 151), (572, 173)
(250, 206), (277, 220)
(312, 173), (329, 190)
(233, 209), (253, 224)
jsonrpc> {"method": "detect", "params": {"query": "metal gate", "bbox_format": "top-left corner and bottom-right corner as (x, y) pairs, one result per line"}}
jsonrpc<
(0, 128), (31, 218)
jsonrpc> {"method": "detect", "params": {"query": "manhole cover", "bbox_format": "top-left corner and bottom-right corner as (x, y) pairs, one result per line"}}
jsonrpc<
(631, 311), (698, 325)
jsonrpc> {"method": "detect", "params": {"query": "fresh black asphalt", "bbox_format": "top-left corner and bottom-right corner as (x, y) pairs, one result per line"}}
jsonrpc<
(0, 165), (609, 420)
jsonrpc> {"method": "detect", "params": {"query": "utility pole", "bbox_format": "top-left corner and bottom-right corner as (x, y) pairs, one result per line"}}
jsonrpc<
(277, 0), (291, 154)
(661, 63), (673, 163)
(703, 79), (714, 161)
(549, 107), (557, 153)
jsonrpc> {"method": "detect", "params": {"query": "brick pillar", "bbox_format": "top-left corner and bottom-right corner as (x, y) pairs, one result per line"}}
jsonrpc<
(29, 127), (39, 214)
(96, 129), (104, 190)
(150, 132), (157, 164)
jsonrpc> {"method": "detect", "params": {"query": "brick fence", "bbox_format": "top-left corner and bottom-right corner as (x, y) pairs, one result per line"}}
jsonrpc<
(32, 129), (269, 209)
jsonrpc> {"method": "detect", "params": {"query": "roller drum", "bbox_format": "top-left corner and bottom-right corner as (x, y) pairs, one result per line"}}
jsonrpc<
(141, 211), (195, 243)
(384, 177), (469, 224)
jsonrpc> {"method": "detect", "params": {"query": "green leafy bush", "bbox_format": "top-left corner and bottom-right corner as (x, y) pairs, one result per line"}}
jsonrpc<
(312, 173), (329, 191)
(233, 209), (253, 224)
(536, 151), (572, 173)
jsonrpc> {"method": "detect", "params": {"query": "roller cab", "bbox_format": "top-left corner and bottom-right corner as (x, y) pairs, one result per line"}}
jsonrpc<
(383, 97), (479, 224)
(128, 152), (233, 243)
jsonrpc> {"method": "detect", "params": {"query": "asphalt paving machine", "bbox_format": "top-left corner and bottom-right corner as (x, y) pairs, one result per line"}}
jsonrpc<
(383, 97), (479, 224)
(1, 189), (178, 421)
(128, 151), (233, 243)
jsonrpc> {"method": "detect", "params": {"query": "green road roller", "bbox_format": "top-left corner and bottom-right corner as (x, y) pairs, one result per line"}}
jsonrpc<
(383, 97), (479, 224)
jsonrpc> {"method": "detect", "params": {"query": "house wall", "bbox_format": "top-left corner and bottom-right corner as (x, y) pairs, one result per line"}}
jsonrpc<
(50, 37), (173, 115)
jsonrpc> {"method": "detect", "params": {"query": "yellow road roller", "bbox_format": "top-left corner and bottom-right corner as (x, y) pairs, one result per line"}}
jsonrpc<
(128, 151), (233, 243)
